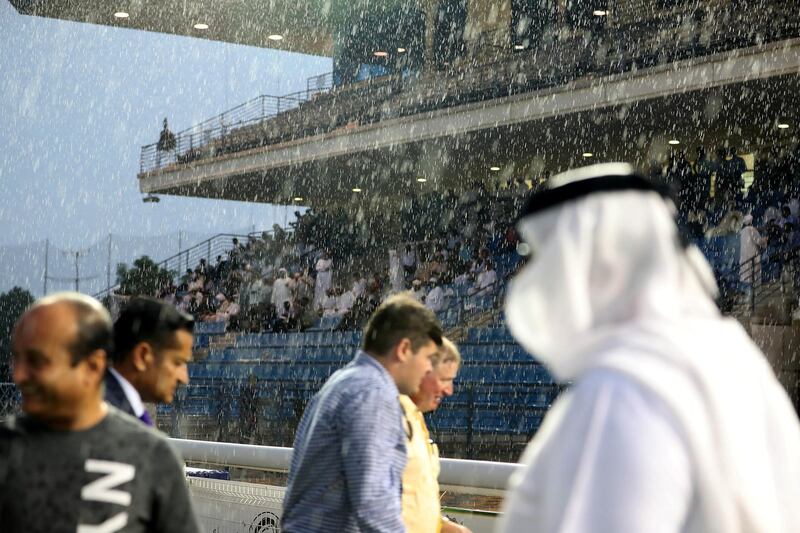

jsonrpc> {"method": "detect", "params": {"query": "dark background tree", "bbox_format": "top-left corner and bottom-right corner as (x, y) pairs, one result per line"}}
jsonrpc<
(0, 287), (35, 382)
(116, 256), (174, 297)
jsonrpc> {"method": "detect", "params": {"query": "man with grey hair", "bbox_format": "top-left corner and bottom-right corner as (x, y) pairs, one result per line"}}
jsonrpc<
(0, 292), (199, 533)
(401, 337), (470, 533)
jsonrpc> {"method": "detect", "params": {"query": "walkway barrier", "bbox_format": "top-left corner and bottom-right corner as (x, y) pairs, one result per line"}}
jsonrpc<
(172, 438), (520, 532)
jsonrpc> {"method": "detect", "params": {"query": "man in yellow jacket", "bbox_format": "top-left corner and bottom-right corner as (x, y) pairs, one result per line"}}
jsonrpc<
(401, 337), (472, 533)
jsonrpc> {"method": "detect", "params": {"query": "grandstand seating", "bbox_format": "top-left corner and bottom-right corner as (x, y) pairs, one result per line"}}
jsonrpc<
(164, 324), (557, 458)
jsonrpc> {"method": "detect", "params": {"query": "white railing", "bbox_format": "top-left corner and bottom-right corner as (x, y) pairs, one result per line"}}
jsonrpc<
(171, 438), (521, 496)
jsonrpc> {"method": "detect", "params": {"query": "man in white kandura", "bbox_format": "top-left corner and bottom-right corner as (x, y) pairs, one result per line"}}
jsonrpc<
(498, 162), (800, 533)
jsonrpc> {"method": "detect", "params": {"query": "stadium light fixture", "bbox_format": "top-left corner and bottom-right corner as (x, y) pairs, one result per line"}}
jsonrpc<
(778, 123), (790, 129)
(593, 10), (608, 16)
(293, 197), (303, 202)
(352, 187), (362, 193)
(268, 34), (284, 41)
(113, 12), (129, 19)
(514, 44), (525, 50)
(668, 139), (680, 145)
(373, 51), (389, 58)
(193, 23), (209, 30)
(397, 47), (407, 53)
(582, 152), (594, 158)
(490, 166), (501, 171)
(417, 178), (427, 183)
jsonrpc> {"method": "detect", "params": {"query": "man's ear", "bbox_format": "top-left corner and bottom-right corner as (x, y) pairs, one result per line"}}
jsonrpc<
(395, 338), (412, 363)
(83, 349), (107, 386)
(131, 342), (155, 372)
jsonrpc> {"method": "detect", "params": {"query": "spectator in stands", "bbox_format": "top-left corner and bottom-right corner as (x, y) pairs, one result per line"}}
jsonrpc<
(410, 279), (426, 302)
(271, 268), (294, 309)
(155, 117), (177, 168)
(314, 249), (334, 308)
(473, 260), (497, 296)
(294, 296), (318, 331)
(352, 272), (368, 298)
(292, 268), (314, 303)
(210, 293), (239, 324)
(240, 267), (268, 315)
(337, 285), (356, 316)
(453, 264), (472, 287)
(106, 297), (194, 425)
(321, 288), (338, 317)
(282, 294), (442, 533)
(3, 292), (200, 532)
(402, 244), (418, 280)
(389, 249), (406, 293)
(275, 301), (296, 332)
(500, 163), (800, 533)
(739, 214), (766, 286)
(229, 238), (244, 265)
(401, 338), (469, 533)
(197, 258), (209, 277)
(425, 277), (446, 313)
(779, 205), (798, 228)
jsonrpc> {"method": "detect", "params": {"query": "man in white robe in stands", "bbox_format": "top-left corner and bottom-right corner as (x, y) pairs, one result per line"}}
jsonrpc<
(499, 163), (800, 533)
(271, 268), (293, 309)
(314, 250), (333, 308)
(425, 278), (445, 313)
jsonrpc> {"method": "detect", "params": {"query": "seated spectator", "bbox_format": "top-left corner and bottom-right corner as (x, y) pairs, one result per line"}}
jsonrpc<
(211, 293), (240, 323)
(402, 244), (418, 280)
(453, 265), (472, 287)
(321, 288), (338, 317)
(337, 286), (356, 316)
(425, 278), (446, 313)
(472, 261), (498, 296)
(294, 297), (318, 331)
(780, 205), (798, 228)
(274, 300), (296, 332)
(352, 272), (368, 298)
(410, 279), (426, 303)
(188, 273), (205, 292)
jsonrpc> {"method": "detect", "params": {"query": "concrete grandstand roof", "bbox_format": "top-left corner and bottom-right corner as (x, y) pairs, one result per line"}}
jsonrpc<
(9, 0), (335, 56)
(8, 0), (438, 57)
(136, 39), (800, 208)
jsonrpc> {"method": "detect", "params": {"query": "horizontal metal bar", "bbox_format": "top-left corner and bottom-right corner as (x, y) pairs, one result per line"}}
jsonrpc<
(170, 438), (521, 492)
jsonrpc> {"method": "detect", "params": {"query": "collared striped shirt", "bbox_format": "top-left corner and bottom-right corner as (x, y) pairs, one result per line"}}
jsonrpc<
(282, 351), (408, 532)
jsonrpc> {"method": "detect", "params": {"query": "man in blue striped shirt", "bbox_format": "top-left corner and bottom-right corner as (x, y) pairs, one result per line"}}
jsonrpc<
(282, 294), (443, 532)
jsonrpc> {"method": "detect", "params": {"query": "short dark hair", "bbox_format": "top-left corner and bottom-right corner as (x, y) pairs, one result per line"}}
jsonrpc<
(29, 292), (113, 366)
(112, 297), (194, 363)
(362, 294), (442, 356)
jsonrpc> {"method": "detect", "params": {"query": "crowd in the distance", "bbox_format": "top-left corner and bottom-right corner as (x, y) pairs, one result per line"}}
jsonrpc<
(146, 140), (800, 323)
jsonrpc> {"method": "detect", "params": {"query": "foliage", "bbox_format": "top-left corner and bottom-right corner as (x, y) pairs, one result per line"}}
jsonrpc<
(116, 256), (174, 297)
(0, 287), (35, 382)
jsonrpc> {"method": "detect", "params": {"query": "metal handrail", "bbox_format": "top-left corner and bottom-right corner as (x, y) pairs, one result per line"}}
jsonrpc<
(137, 0), (800, 174)
(170, 438), (520, 492)
(94, 229), (294, 299)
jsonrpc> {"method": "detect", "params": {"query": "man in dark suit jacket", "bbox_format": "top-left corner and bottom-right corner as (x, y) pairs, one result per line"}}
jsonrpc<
(105, 297), (194, 426)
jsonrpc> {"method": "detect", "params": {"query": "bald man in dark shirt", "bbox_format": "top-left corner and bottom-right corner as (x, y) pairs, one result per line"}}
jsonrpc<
(0, 292), (199, 533)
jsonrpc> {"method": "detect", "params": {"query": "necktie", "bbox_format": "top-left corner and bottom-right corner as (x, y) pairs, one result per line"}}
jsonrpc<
(139, 410), (154, 427)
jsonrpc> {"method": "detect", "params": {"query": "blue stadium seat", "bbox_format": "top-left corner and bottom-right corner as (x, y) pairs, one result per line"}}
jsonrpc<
(195, 321), (226, 335)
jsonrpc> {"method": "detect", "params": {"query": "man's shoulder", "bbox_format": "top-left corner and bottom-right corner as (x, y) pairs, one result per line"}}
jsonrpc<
(320, 358), (393, 402)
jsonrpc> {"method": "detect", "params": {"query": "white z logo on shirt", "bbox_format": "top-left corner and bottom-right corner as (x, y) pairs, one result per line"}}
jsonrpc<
(77, 459), (136, 533)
